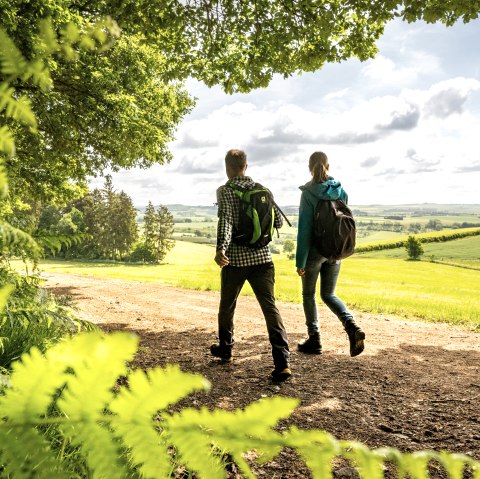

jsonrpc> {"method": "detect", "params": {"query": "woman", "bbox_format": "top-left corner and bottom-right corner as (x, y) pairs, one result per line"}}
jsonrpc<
(295, 151), (365, 357)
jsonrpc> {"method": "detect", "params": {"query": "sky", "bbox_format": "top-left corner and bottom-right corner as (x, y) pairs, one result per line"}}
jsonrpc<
(89, 18), (480, 208)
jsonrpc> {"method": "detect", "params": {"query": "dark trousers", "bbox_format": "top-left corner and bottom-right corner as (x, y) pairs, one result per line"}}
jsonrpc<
(218, 262), (289, 369)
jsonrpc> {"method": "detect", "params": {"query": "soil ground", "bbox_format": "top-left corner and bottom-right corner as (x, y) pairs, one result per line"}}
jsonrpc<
(43, 272), (480, 478)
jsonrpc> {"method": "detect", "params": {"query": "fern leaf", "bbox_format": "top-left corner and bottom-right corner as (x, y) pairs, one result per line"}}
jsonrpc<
(165, 397), (298, 479)
(0, 427), (69, 478)
(35, 19), (60, 56)
(164, 408), (227, 479)
(380, 449), (431, 479)
(59, 421), (128, 479)
(284, 427), (340, 479)
(56, 332), (137, 418)
(435, 451), (470, 479)
(23, 59), (53, 90)
(0, 284), (14, 311)
(0, 223), (41, 257)
(0, 29), (27, 75)
(110, 364), (209, 478)
(340, 440), (385, 479)
(5, 95), (37, 128)
(0, 124), (15, 158)
(0, 346), (69, 419)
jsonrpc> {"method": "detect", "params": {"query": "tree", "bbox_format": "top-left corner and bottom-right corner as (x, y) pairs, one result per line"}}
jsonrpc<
(405, 235), (424, 261)
(426, 219), (443, 231)
(283, 239), (295, 254)
(142, 203), (175, 263)
(2, 1), (479, 207)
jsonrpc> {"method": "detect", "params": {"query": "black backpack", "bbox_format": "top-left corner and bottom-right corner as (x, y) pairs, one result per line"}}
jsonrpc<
(313, 199), (356, 260)
(227, 182), (292, 248)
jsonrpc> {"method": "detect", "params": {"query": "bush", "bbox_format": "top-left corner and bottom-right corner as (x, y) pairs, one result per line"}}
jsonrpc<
(127, 242), (157, 263)
(0, 269), (96, 369)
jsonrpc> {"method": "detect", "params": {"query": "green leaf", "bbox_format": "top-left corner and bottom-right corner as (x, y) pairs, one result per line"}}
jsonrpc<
(284, 427), (340, 479)
(0, 29), (27, 75)
(0, 124), (15, 158)
(110, 365), (210, 478)
(0, 427), (68, 479)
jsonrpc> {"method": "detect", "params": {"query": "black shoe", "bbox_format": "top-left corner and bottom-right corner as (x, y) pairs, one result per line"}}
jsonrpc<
(297, 332), (322, 354)
(210, 344), (233, 363)
(270, 367), (292, 382)
(345, 322), (365, 357)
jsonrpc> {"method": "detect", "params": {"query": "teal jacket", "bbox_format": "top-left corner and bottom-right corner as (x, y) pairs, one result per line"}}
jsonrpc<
(295, 177), (349, 269)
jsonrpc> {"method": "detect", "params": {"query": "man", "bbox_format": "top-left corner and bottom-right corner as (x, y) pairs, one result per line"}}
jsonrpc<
(211, 149), (291, 382)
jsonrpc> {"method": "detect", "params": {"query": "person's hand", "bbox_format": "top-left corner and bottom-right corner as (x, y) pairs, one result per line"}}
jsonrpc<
(214, 250), (229, 267)
(296, 268), (305, 277)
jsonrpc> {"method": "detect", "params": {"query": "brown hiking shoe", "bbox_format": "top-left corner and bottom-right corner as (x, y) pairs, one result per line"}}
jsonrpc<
(345, 322), (365, 357)
(297, 332), (322, 354)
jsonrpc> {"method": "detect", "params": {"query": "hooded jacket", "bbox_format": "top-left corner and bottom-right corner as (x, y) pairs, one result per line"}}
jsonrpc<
(295, 177), (348, 269)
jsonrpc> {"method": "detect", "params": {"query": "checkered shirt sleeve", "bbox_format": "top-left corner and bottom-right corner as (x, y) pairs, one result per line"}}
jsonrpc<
(216, 179), (283, 267)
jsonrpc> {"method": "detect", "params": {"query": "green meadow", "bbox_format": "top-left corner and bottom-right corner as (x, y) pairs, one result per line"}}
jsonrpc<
(40, 240), (480, 328)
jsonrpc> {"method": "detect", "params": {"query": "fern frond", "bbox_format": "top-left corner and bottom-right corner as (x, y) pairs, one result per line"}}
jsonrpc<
(0, 284), (14, 311)
(5, 95), (37, 128)
(165, 397), (298, 479)
(0, 223), (41, 257)
(283, 427), (340, 479)
(0, 124), (15, 158)
(0, 29), (27, 75)
(35, 19), (60, 56)
(34, 232), (89, 254)
(0, 347), (68, 419)
(435, 451), (472, 479)
(340, 440), (385, 479)
(110, 364), (209, 478)
(59, 421), (128, 479)
(377, 448), (431, 479)
(0, 427), (68, 478)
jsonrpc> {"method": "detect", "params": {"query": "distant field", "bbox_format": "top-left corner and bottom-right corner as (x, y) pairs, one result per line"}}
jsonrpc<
(39, 241), (480, 328)
(358, 234), (480, 261)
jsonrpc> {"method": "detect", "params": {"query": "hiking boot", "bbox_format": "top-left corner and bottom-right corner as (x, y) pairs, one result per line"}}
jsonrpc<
(345, 321), (365, 357)
(270, 367), (292, 383)
(297, 332), (322, 354)
(210, 344), (233, 363)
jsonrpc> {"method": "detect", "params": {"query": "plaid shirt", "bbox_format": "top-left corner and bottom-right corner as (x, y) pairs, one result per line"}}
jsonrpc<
(216, 176), (283, 267)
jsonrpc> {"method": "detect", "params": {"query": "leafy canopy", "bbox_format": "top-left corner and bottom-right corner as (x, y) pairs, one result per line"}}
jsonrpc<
(2, 0), (479, 206)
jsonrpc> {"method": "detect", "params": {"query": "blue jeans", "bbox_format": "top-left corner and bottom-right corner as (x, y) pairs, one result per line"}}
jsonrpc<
(301, 248), (353, 336)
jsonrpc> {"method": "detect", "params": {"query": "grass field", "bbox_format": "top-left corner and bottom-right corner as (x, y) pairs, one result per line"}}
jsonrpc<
(39, 241), (480, 328)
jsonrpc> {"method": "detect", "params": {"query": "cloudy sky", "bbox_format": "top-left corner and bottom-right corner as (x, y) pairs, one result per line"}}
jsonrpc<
(90, 18), (480, 207)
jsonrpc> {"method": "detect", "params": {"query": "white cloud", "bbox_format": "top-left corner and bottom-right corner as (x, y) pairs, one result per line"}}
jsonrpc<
(92, 19), (480, 207)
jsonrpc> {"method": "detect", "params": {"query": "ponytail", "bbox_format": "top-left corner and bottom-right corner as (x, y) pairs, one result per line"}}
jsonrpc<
(309, 151), (329, 183)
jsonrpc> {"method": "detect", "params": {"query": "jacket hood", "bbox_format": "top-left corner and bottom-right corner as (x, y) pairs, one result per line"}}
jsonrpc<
(299, 177), (344, 200)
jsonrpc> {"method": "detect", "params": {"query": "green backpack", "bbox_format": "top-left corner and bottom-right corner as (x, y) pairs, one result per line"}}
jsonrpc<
(227, 182), (290, 248)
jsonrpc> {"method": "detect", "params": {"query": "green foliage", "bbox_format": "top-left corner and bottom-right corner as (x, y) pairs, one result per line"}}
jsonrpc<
(0, 331), (479, 478)
(405, 235), (424, 260)
(142, 202), (175, 264)
(283, 239), (295, 254)
(356, 227), (480, 254)
(0, 269), (97, 369)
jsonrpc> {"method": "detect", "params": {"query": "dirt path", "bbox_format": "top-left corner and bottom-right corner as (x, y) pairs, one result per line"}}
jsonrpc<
(43, 272), (480, 478)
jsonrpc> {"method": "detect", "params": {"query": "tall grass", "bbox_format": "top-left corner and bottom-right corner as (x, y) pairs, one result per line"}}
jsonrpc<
(38, 241), (480, 328)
